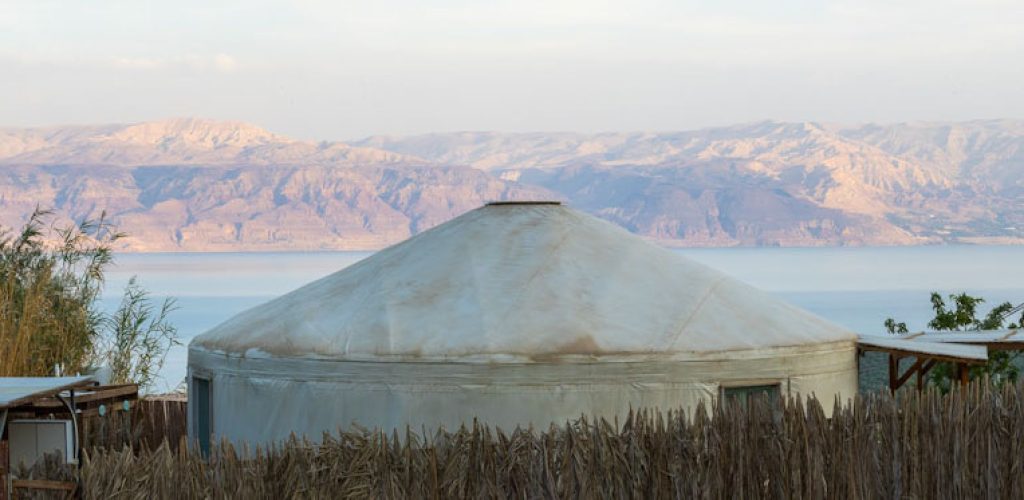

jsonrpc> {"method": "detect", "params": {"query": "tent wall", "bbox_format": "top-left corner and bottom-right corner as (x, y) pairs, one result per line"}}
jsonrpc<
(188, 341), (857, 446)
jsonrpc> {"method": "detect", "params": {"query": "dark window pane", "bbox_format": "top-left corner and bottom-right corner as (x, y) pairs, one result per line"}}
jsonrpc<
(722, 384), (779, 407)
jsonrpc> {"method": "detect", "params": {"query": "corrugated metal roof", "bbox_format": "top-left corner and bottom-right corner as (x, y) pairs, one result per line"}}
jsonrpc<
(0, 376), (95, 409)
(900, 329), (1023, 344)
(857, 335), (989, 362)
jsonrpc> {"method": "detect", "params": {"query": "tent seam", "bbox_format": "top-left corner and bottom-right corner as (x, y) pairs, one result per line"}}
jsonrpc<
(668, 276), (728, 348)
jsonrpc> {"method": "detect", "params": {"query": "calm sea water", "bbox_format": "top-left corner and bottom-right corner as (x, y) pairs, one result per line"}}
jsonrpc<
(98, 246), (1024, 392)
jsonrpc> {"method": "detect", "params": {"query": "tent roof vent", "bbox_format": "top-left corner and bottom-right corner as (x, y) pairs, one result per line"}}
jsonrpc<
(485, 201), (562, 206)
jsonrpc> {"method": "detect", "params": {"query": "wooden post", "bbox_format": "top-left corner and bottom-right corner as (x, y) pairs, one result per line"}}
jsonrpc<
(1, 437), (9, 500)
(958, 363), (969, 388)
(888, 354), (898, 393)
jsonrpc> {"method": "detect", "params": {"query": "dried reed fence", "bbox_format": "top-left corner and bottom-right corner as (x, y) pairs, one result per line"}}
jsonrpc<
(81, 397), (187, 452)
(61, 382), (1024, 498)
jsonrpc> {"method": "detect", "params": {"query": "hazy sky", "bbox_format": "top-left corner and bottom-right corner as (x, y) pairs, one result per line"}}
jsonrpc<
(2, 0), (1022, 140)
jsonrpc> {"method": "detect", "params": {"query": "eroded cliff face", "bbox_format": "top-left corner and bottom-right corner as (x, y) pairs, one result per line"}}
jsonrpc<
(0, 164), (554, 251)
(0, 118), (1020, 251)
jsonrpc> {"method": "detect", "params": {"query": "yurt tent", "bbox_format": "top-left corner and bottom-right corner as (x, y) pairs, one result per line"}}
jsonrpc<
(188, 202), (858, 447)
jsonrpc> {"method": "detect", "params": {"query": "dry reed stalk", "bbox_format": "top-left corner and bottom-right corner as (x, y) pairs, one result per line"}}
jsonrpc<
(30, 380), (1024, 499)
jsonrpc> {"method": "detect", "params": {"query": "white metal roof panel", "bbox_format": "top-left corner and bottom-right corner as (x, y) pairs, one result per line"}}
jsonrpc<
(901, 329), (1022, 344)
(0, 376), (95, 409)
(858, 335), (989, 361)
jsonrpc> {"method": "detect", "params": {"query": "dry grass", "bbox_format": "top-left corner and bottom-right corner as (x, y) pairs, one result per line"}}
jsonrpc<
(0, 209), (110, 377)
(0, 209), (178, 391)
(58, 381), (1024, 499)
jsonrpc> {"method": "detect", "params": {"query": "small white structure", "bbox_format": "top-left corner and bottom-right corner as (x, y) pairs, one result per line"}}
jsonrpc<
(1, 376), (95, 471)
(188, 202), (858, 447)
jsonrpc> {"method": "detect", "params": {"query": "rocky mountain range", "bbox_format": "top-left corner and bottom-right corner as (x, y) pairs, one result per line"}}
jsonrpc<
(0, 118), (1020, 251)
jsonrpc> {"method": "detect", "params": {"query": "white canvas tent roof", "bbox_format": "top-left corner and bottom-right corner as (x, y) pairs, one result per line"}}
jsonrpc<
(193, 202), (856, 363)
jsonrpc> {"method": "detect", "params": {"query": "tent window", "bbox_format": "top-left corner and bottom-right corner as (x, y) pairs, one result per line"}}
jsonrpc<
(722, 384), (780, 407)
(193, 376), (212, 456)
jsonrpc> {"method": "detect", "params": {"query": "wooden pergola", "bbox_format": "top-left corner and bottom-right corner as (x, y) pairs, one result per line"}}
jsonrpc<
(858, 334), (990, 392)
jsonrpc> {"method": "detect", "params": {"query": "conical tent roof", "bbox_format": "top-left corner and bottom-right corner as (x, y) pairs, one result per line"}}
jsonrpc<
(193, 202), (855, 362)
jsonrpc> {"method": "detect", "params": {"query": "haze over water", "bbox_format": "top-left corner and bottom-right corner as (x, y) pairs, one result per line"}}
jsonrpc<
(99, 246), (1024, 392)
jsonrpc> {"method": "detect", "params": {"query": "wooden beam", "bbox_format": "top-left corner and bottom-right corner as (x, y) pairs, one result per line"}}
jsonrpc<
(958, 363), (970, 387)
(75, 402), (132, 419)
(920, 359), (938, 377)
(27, 384), (138, 408)
(895, 357), (927, 390)
(11, 479), (77, 491)
(0, 379), (97, 410)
